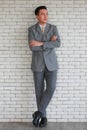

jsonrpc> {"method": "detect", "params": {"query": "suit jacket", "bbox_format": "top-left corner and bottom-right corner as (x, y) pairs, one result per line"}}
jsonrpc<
(28, 22), (61, 72)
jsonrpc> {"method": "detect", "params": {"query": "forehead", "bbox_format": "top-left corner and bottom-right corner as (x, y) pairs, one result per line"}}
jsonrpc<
(39, 9), (48, 14)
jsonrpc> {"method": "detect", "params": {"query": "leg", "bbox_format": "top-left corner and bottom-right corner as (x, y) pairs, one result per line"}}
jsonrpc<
(38, 68), (57, 115)
(33, 71), (45, 111)
(32, 71), (45, 127)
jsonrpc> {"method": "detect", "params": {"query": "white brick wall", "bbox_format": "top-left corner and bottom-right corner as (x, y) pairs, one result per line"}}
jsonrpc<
(0, 0), (87, 122)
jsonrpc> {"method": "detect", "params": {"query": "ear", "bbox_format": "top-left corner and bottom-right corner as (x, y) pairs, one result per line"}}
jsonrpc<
(36, 15), (38, 19)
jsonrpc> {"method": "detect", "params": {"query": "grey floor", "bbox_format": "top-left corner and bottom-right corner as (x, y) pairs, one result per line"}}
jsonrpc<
(0, 122), (87, 130)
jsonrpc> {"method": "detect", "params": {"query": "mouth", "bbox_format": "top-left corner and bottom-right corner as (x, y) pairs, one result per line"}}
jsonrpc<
(44, 19), (47, 21)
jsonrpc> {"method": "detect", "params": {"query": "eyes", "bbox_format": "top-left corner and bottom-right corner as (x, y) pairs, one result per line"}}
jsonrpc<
(38, 11), (48, 16)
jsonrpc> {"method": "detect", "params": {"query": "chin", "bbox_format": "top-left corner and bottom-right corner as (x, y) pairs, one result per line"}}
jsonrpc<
(44, 21), (47, 24)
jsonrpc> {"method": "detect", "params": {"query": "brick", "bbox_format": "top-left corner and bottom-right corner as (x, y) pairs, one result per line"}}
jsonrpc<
(0, 0), (87, 122)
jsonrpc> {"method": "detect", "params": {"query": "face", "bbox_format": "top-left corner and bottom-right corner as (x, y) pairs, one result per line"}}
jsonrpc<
(36, 9), (48, 25)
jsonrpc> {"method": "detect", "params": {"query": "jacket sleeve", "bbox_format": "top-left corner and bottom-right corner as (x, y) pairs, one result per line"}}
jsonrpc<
(43, 26), (61, 50)
(28, 27), (43, 51)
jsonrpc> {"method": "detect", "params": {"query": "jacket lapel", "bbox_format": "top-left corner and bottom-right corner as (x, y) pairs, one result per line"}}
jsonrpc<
(35, 23), (50, 34)
(45, 23), (50, 33)
(35, 23), (41, 33)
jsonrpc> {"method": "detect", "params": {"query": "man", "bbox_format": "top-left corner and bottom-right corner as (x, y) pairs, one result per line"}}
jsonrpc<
(28, 6), (61, 127)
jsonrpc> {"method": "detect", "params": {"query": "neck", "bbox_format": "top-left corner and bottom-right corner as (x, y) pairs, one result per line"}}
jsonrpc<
(38, 22), (47, 26)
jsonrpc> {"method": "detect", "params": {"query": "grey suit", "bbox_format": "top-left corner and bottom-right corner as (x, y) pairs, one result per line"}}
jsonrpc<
(28, 22), (61, 117)
(28, 23), (61, 72)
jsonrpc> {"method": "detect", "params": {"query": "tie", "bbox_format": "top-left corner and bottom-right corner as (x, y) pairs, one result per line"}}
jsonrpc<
(42, 26), (44, 33)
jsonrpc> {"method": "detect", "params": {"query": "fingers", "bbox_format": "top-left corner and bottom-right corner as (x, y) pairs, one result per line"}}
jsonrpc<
(29, 40), (35, 46)
(29, 40), (43, 47)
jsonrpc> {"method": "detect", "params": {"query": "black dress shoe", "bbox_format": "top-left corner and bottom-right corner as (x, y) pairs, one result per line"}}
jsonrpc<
(32, 111), (38, 119)
(39, 117), (47, 127)
(32, 111), (42, 127)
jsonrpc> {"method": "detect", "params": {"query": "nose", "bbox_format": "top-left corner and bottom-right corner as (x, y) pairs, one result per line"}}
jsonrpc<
(44, 14), (48, 19)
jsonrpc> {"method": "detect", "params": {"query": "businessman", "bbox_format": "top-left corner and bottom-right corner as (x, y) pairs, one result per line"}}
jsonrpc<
(28, 6), (61, 127)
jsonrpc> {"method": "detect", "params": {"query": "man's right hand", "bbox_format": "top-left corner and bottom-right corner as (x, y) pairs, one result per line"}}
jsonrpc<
(30, 40), (43, 47)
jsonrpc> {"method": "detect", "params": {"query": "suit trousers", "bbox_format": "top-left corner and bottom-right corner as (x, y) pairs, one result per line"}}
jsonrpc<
(33, 67), (57, 117)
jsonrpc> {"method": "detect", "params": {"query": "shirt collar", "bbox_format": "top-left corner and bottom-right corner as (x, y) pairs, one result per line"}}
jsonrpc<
(39, 24), (46, 29)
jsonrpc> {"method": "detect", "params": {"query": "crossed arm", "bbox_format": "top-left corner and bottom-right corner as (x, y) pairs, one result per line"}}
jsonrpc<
(29, 35), (57, 47)
(28, 26), (61, 51)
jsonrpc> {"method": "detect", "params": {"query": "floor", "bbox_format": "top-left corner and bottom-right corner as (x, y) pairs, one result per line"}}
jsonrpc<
(0, 122), (87, 130)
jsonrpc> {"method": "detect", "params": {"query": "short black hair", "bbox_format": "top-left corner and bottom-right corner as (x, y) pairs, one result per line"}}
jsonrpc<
(35, 6), (47, 15)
